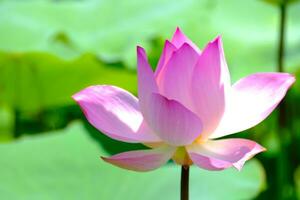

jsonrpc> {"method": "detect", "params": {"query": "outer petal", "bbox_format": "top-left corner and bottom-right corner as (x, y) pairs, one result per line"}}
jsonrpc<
(137, 46), (159, 116)
(171, 27), (201, 53)
(210, 73), (295, 139)
(154, 40), (176, 78)
(158, 43), (199, 110)
(145, 93), (203, 146)
(101, 146), (176, 172)
(72, 85), (161, 143)
(191, 36), (230, 139)
(187, 139), (265, 171)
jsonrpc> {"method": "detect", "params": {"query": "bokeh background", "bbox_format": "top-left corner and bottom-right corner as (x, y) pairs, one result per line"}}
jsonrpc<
(0, 0), (300, 199)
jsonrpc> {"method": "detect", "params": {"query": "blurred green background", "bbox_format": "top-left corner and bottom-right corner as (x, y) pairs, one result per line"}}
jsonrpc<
(0, 0), (299, 199)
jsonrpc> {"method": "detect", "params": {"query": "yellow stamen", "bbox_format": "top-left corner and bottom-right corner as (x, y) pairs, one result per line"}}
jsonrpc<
(172, 147), (193, 166)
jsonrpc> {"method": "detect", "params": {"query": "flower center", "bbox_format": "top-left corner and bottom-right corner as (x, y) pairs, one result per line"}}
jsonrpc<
(172, 147), (193, 166)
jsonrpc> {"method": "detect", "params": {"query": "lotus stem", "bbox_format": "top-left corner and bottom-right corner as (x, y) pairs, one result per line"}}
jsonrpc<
(278, 1), (287, 128)
(181, 165), (189, 200)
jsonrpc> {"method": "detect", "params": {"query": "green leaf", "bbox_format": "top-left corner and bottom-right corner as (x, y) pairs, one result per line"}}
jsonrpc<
(0, 0), (204, 64)
(0, 52), (137, 112)
(0, 121), (266, 200)
(1, 0), (300, 77)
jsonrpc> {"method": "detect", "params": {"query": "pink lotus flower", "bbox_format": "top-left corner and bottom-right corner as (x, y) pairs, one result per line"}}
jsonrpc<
(73, 28), (295, 172)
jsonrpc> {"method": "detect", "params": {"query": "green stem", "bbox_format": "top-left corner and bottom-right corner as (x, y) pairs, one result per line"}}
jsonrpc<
(278, 1), (287, 128)
(181, 166), (189, 200)
(277, 1), (290, 199)
(277, 2), (286, 73)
